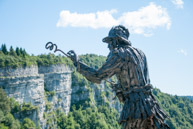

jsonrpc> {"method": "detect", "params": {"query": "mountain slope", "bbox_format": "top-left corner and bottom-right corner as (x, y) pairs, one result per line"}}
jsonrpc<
(0, 45), (193, 129)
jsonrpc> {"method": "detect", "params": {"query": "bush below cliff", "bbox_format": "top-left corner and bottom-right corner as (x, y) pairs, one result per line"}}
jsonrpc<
(0, 88), (38, 129)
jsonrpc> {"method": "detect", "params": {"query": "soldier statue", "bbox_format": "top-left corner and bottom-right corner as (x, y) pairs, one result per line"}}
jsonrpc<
(67, 25), (170, 129)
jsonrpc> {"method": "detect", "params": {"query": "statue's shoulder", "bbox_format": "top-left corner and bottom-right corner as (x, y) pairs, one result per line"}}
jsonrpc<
(132, 47), (146, 58)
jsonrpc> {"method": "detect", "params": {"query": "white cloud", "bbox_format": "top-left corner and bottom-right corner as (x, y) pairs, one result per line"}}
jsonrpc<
(56, 10), (119, 29)
(118, 2), (171, 35)
(56, 3), (171, 36)
(171, 0), (184, 9)
(178, 49), (188, 56)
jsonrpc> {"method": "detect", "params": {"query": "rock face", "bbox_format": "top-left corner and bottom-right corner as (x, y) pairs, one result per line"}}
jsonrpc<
(0, 64), (122, 128)
(0, 66), (45, 127)
(71, 85), (89, 105)
(90, 83), (123, 113)
(71, 80), (122, 113)
(0, 65), (39, 77)
(0, 64), (72, 129)
(39, 64), (72, 115)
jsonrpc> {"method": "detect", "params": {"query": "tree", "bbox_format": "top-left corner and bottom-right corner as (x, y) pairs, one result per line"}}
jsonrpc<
(9, 46), (17, 56)
(65, 115), (75, 129)
(1, 44), (8, 55)
(21, 118), (36, 129)
(10, 119), (21, 129)
(0, 110), (4, 123)
(57, 112), (68, 129)
(0, 88), (10, 114)
(4, 113), (14, 127)
(0, 124), (8, 129)
(22, 49), (28, 57)
(16, 47), (21, 56)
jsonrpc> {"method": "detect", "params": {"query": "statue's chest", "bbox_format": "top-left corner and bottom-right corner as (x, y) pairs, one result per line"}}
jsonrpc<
(116, 61), (144, 90)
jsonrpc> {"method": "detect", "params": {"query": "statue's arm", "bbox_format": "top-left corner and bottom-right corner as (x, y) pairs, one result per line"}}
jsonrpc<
(77, 52), (122, 84)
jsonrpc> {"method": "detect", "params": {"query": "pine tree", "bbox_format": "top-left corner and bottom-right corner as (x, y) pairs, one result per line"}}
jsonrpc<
(16, 47), (21, 56)
(1, 44), (8, 55)
(22, 49), (28, 57)
(19, 48), (23, 55)
(9, 46), (17, 56)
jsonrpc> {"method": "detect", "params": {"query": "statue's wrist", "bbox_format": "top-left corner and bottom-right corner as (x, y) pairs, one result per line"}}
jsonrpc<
(73, 61), (77, 67)
(75, 61), (80, 72)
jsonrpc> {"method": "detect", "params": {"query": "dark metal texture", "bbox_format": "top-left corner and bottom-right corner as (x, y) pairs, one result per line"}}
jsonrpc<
(55, 25), (170, 129)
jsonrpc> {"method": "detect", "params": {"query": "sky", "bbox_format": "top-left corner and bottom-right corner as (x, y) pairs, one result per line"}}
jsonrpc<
(0, 0), (193, 96)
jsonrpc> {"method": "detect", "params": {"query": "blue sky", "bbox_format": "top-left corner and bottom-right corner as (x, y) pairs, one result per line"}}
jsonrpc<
(0, 0), (193, 95)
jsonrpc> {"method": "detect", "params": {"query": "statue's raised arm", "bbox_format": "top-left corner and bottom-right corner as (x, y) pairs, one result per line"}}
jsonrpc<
(68, 49), (123, 84)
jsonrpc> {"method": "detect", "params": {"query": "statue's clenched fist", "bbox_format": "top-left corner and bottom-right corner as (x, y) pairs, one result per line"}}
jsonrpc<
(67, 50), (78, 66)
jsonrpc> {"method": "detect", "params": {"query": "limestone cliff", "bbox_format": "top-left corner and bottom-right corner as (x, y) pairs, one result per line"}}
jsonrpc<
(39, 64), (72, 115)
(0, 64), (72, 129)
(0, 64), (122, 128)
(0, 65), (45, 127)
(71, 72), (122, 112)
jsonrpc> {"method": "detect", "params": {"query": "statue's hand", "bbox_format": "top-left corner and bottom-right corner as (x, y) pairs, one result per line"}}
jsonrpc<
(67, 50), (78, 66)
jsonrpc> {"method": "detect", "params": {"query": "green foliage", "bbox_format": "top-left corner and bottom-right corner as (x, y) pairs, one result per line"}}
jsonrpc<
(0, 88), (21, 129)
(49, 91), (56, 96)
(9, 46), (17, 57)
(183, 96), (193, 101)
(46, 111), (57, 129)
(0, 88), (11, 114)
(153, 88), (193, 129)
(0, 124), (9, 129)
(0, 45), (36, 68)
(21, 118), (36, 129)
(0, 88), (37, 129)
(79, 54), (106, 69)
(1, 46), (193, 129)
(0, 44), (73, 68)
(45, 102), (52, 111)
(1, 44), (8, 55)
(0, 45), (104, 69)
(71, 71), (89, 87)
(21, 102), (37, 113)
(36, 53), (73, 67)
(10, 97), (20, 114)
(44, 88), (56, 97)
(56, 105), (121, 129)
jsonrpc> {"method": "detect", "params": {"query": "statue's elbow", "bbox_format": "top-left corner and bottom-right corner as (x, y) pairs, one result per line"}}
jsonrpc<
(95, 80), (101, 84)
(92, 79), (102, 84)
(86, 76), (101, 84)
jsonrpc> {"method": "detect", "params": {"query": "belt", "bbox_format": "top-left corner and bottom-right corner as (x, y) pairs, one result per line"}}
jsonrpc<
(112, 84), (153, 101)
(123, 84), (153, 97)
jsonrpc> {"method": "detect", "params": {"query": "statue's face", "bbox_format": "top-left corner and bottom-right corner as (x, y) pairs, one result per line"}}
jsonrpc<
(108, 43), (113, 51)
(107, 38), (117, 51)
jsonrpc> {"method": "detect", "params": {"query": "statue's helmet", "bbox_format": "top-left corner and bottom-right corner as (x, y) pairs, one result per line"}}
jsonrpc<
(102, 25), (130, 45)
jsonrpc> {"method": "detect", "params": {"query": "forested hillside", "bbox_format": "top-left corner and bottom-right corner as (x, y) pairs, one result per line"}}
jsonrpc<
(182, 96), (193, 101)
(0, 44), (73, 68)
(0, 88), (38, 129)
(153, 89), (193, 128)
(0, 44), (193, 129)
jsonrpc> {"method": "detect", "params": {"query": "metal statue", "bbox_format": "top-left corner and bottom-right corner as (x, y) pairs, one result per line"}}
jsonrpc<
(48, 25), (170, 129)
